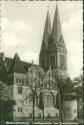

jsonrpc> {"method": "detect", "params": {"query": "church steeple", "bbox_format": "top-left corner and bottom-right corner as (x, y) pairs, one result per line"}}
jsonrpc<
(39, 5), (67, 76)
(52, 5), (62, 46)
(42, 9), (51, 48)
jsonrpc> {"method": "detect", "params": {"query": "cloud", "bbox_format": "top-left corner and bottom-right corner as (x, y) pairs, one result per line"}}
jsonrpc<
(67, 40), (83, 53)
(2, 32), (22, 48)
(67, 40), (83, 78)
(2, 17), (33, 49)
(21, 51), (39, 64)
(2, 17), (31, 32)
(68, 55), (83, 79)
(1, 1), (83, 79)
(1, 17), (10, 30)
(12, 20), (31, 32)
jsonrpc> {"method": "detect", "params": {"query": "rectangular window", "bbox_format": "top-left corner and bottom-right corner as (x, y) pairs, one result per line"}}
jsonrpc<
(18, 107), (20, 112)
(16, 78), (18, 83)
(18, 107), (22, 112)
(60, 55), (65, 67)
(22, 78), (24, 84)
(21, 108), (22, 112)
(19, 78), (21, 83)
(50, 55), (55, 69)
(17, 86), (22, 94)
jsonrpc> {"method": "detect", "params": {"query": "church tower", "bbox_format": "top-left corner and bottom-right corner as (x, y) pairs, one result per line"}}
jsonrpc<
(39, 5), (67, 77)
(39, 9), (51, 71)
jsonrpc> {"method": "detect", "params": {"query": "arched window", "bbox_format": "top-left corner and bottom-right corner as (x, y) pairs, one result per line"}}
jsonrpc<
(22, 78), (24, 84)
(16, 78), (18, 83)
(50, 55), (55, 69)
(17, 85), (22, 94)
(28, 91), (33, 106)
(44, 93), (54, 107)
(60, 54), (65, 67)
(19, 78), (21, 83)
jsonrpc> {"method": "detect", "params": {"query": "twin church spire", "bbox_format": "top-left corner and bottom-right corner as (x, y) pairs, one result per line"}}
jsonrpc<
(40, 4), (67, 74)
(43, 5), (63, 48)
(52, 5), (62, 46)
(43, 9), (51, 48)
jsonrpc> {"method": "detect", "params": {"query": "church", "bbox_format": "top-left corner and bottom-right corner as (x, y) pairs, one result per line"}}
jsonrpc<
(0, 5), (68, 121)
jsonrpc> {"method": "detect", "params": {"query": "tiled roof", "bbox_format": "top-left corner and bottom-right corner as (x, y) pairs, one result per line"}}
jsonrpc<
(8, 53), (27, 74)
(4, 53), (39, 74)
(5, 57), (12, 72)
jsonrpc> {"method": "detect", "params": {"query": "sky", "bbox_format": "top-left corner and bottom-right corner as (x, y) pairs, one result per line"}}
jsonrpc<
(0, 1), (83, 79)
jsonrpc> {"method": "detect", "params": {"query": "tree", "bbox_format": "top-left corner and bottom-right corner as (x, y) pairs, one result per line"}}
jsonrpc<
(53, 69), (74, 123)
(0, 81), (15, 121)
(73, 74), (83, 99)
(25, 62), (45, 121)
(37, 67), (45, 120)
(38, 91), (44, 120)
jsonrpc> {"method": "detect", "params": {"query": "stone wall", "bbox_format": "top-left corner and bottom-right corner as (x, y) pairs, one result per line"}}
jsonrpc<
(63, 100), (77, 120)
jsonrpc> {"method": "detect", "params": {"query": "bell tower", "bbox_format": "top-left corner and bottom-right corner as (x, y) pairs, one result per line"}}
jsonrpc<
(39, 5), (67, 77)
(39, 8), (52, 71)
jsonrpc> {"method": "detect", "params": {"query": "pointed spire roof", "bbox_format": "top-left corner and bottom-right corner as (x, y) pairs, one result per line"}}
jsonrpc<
(8, 53), (26, 74)
(52, 5), (62, 46)
(43, 9), (52, 48)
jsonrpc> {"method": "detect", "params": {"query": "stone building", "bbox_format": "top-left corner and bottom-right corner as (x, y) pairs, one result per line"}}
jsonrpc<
(63, 93), (77, 121)
(0, 5), (68, 121)
(39, 6), (67, 77)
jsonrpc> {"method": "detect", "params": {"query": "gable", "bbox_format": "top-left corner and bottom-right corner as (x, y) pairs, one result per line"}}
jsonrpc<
(57, 35), (66, 49)
(5, 57), (39, 74)
(48, 36), (56, 50)
(41, 41), (47, 53)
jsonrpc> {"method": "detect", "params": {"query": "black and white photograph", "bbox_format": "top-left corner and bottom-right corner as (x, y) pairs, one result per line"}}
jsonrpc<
(0, 0), (83, 124)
